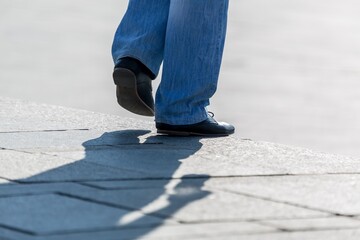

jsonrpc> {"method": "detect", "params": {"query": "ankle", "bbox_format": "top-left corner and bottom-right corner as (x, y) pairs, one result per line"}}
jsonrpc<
(115, 57), (155, 79)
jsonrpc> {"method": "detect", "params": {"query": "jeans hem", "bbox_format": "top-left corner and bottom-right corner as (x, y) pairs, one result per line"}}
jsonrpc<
(113, 51), (161, 79)
(155, 111), (209, 125)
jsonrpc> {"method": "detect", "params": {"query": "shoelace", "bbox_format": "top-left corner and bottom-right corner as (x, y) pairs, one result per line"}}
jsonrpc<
(208, 111), (215, 118)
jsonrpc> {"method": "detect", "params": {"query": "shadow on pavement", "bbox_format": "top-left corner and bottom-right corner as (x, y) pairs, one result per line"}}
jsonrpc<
(1, 130), (211, 239)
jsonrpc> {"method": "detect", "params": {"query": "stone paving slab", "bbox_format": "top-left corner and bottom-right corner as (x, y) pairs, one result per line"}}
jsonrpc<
(45, 146), (203, 180)
(0, 182), (91, 197)
(259, 217), (360, 232)
(0, 97), (153, 132)
(83, 179), (175, 190)
(20, 222), (277, 240)
(206, 175), (360, 216)
(0, 109), (360, 177)
(63, 179), (328, 222)
(195, 139), (360, 175)
(40, 141), (360, 180)
(0, 129), (160, 150)
(0, 193), (165, 236)
(0, 149), (150, 182)
(226, 229), (360, 240)
(8, 227), (360, 240)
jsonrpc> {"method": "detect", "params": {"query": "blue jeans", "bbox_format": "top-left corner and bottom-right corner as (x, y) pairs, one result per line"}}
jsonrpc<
(112, 0), (229, 125)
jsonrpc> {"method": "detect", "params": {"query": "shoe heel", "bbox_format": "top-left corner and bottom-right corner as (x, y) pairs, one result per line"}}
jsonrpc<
(113, 68), (136, 88)
(113, 68), (155, 117)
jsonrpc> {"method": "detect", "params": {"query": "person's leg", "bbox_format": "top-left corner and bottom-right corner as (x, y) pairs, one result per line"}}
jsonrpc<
(112, 0), (170, 78)
(112, 0), (170, 116)
(155, 0), (230, 125)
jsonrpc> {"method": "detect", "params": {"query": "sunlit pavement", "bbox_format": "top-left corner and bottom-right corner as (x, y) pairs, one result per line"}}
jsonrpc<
(1, 97), (360, 239)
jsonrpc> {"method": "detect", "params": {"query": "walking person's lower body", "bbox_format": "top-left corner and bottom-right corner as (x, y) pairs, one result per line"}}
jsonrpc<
(112, 0), (234, 136)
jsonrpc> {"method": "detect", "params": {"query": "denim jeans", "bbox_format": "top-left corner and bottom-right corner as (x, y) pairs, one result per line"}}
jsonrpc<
(112, 0), (229, 125)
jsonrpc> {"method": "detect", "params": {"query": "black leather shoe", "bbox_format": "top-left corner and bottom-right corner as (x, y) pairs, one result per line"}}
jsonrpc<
(156, 113), (235, 136)
(113, 59), (154, 116)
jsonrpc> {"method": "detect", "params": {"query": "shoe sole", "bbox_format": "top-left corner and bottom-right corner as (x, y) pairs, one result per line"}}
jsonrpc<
(113, 68), (154, 117)
(157, 129), (232, 137)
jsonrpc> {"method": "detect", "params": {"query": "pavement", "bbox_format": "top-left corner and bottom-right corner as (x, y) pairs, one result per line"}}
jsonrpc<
(1, 0), (360, 157)
(2, 97), (360, 240)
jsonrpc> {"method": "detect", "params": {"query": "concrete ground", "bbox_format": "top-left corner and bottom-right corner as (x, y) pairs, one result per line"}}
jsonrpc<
(1, 0), (360, 157)
(2, 97), (360, 240)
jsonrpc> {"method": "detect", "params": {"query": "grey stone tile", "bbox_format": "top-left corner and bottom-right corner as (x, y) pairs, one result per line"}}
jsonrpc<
(0, 182), (90, 197)
(67, 178), (327, 222)
(0, 97), (153, 132)
(4, 128), (358, 179)
(0, 193), (163, 235)
(220, 229), (360, 240)
(196, 138), (360, 175)
(206, 175), (360, 216)
(31, 222), (276, 240)
(260, 217), (360, 231)
(83, 179), (174, 190)
(46, 139), (360, 180)
(0, 150), (148, 182)
(50, 145), (201, 179)
(0, 129), (157, 150)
